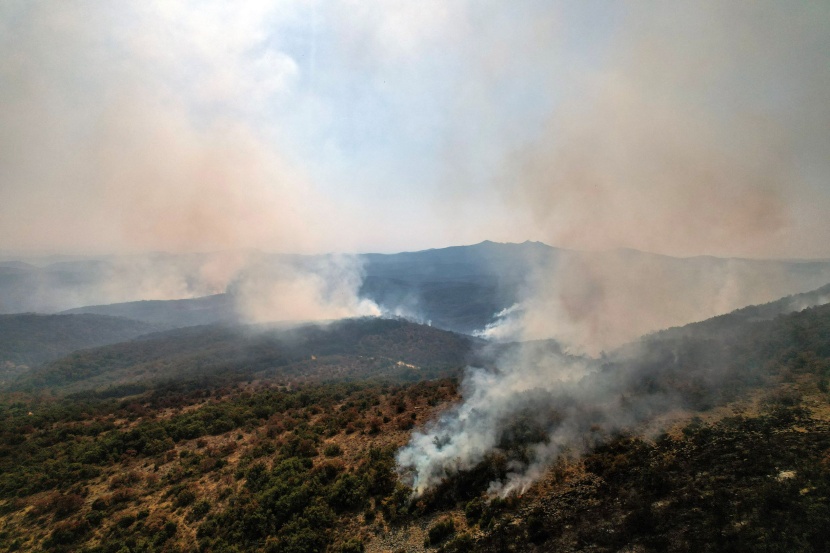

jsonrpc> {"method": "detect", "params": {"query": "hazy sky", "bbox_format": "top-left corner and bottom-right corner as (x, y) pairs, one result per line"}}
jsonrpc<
(1, 1), (828, 258)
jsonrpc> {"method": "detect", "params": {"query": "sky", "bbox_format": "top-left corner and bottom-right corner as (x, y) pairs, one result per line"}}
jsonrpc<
(1, 0), (829, 258)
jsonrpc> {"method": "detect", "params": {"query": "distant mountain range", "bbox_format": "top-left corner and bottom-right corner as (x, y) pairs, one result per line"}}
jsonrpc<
(61, 294), (237, 329)
(2, 242), (830, 340)
(4, 278), (829, 400)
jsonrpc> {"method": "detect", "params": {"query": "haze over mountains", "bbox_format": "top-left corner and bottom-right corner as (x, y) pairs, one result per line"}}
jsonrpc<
(3, 241), (830, 352)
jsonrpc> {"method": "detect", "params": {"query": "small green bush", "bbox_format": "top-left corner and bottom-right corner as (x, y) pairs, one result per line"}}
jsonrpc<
(323, 443), (343, 457)
(339, 538), (365, 553)
(425, 517), (455, 547)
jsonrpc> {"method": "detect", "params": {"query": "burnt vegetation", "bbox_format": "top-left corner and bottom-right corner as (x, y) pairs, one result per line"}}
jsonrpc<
(0, 301), (828, 551)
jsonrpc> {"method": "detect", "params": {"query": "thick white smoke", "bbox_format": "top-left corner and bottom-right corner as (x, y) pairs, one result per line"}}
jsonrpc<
(397, 346), (592, 496)
(232, 254), (381, 324)
(1, 251), (381, 326)
(396, 340), (684, 496)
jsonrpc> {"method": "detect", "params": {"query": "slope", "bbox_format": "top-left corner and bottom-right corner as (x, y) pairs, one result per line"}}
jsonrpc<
(60, 294), (238, 329)
(0, 313), (155, 378)
(0, 291), (829, 552)
(11, 318), (477, 394)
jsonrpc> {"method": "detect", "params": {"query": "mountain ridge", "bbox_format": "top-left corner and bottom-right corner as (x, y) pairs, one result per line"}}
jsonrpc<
(3, 241), (830, 343)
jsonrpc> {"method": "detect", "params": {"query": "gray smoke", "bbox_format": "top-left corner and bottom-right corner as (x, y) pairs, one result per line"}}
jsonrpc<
(496, 1), (830, 259)
(476, 249), (830, 355)
(397, 284), (830, 496)
(397, 345), (597, 496)
(398, 0), (830, 495)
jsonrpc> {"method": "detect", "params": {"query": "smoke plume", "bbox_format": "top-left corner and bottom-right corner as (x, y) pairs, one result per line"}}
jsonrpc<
(398, 0), (830, 496)
(475, 249), (830, 355)
(0, 1), (353, 256)
(231, 254), (381, 324)
(398, 287), (830, 496)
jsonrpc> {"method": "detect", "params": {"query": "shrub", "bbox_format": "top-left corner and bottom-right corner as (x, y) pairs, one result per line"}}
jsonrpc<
(163, 521), (178, 539)
(339, 538), (365, 553)
(191, 499), (211, 519)
(464, 498), (484, 524)
(110, 470), (142, 489)
(117, 514), (136, 528)
(54, 493), (86, 518)
(442, 532), (474, 553)
(46, 519), (90, 546)
(85, 509), (104, 526)
(425, 517), (455, 547)
(30, 491), (84, 519)
(328, 474), (367, 512)
(110, 487), (136, 505)
(323, 443), (342, 457)
(174, 488), (197, 507)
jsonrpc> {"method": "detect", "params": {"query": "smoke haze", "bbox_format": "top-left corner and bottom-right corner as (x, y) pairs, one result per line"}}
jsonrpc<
(231, 254), (381, 324)
(2, 1), (829, 258)
(0, 1), (346, 256)
(476, 249), (830, 354)
(504, 1), (829, 259)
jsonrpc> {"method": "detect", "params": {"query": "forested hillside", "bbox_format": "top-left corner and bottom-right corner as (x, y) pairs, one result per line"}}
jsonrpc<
(6, 243), (830, 339)
(0, 298), (828, 552)
(61, 295), (238, 330)
(10, 318), (476, 394)
(0, 314), (154, 381)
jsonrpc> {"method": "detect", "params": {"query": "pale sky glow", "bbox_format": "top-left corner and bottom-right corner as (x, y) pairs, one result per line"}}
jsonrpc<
(1, 1), (828, 257)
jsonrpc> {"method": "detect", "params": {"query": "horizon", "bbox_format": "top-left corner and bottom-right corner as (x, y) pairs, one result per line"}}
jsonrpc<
(4, 239), (830, 265)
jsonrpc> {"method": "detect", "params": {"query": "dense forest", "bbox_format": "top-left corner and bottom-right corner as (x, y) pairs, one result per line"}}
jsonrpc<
(0, 301), (828, 552)
(0, 314), (155, 383)
(7, 318), (475, 393)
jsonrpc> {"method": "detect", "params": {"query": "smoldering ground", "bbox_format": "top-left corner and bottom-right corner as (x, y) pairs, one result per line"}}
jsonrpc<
(397, 294), (830, 497)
